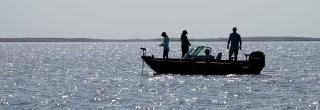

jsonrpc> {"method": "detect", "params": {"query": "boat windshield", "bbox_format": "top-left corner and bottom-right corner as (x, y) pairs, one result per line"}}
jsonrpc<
(183, 46), (212, 59)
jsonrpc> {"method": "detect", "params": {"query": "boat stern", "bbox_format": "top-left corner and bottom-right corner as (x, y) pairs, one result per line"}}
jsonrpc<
(248, 51), (265, 74)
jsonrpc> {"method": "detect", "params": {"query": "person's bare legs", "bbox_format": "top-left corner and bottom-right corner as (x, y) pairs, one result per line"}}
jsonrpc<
(229, 48), (233, 61)
(234, 49), (238, 61)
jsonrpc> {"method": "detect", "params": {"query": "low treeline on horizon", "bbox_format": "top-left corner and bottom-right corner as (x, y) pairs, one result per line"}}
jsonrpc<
(0, 37), (319, 42)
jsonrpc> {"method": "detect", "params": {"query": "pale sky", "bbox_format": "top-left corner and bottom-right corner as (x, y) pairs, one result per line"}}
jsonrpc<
(0, 0), (319, 39)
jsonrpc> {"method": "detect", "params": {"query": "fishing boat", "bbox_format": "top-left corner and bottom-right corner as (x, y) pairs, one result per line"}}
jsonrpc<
(140, 46), (265, 75)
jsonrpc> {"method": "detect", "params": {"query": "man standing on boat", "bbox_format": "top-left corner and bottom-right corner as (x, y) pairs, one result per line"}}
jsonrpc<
(159, 32), (170, 59)
(227, 27), (242, 61)
(181, 30), (191, 58)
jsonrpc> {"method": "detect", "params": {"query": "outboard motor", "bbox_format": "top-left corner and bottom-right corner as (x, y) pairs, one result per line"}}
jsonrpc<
(248, 51), (265, 74)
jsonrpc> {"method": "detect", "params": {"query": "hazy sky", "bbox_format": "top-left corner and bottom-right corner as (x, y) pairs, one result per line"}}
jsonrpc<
(1, 0), (319, 39)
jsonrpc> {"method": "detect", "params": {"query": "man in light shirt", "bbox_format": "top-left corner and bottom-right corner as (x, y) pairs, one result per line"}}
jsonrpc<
(159, 32), (170, 59)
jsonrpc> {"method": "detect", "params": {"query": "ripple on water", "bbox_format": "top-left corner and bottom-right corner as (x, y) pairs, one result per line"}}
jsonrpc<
(0, 42), (319, 109)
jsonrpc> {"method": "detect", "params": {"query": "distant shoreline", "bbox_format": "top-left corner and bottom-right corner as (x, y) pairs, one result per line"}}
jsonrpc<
(0, 37), (319, 42)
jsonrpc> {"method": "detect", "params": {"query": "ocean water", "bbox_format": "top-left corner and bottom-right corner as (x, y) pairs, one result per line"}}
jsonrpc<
(0, 42), (319, 109)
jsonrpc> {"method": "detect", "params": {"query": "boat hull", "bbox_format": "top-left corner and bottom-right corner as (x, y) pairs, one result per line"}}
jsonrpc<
(141, 51), (265, 75)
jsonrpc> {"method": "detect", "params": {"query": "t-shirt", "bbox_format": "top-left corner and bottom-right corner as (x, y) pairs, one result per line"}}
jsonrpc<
(181, 35), (190, 47)
(228, 32), (241, 48)
(162, 37), (169, 49)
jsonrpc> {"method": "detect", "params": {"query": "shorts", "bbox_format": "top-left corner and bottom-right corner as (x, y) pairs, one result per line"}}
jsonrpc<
(229, 47), (239, 56)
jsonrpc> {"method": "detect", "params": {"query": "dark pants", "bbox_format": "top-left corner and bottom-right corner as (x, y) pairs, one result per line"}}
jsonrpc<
(163, 49), (169, 59)
(181, 46), (189, 58)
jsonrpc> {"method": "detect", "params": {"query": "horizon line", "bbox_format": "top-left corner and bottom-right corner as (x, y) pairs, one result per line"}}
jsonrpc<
(0, 36), (319, 40)
(0, 36), (319, 42)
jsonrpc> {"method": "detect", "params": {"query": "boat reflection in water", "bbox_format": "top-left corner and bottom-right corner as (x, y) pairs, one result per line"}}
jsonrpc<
(141, 46), (265, 75)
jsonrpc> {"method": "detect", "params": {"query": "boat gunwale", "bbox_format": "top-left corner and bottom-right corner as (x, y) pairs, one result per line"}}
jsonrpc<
(144, 56), (248, 65)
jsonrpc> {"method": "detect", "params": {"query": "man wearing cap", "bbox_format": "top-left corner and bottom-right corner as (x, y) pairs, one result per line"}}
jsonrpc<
(159, 32), (170, 59)
(227, 27), (242, 61)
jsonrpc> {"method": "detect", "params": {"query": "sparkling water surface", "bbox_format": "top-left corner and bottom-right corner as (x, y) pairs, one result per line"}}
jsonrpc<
(0, 42), (319, 109)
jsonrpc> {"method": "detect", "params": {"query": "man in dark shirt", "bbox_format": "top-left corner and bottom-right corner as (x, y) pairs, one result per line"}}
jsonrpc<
(181, 30), (191, 58)
(227, 27), (242, 61)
